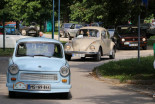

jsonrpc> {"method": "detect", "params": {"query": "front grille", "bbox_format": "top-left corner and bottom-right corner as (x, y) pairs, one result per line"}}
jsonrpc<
(20, 73), (58, 81)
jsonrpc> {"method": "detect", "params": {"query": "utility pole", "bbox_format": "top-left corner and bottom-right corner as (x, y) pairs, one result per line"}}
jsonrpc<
(3, 13), (5, 51)
(58, 0), (60, 41)
(52, 0), (54, 39)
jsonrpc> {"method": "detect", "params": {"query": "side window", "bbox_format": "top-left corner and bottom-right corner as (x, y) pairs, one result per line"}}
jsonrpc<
(70, 24), (75, 29)
(101, 31), (106, 39)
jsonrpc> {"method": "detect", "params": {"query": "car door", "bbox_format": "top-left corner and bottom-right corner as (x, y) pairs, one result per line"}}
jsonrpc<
(69, 24), (75, 37)
(105, 31), (112, 53)
(100, 30), (108, 54)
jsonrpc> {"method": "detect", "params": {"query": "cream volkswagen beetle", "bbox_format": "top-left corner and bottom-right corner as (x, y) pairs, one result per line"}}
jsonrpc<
(65, 26), (116, 61)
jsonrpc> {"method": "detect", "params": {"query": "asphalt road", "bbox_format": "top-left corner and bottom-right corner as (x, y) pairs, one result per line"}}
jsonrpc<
(0, 47), (154, 104)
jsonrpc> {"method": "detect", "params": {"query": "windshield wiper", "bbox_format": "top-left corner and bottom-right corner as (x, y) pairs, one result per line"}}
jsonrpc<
(32, 54), (52, 58)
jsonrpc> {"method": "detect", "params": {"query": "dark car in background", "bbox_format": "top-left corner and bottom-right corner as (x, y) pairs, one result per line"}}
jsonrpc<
(113, 25), (147, 50)
(60, 23), (73, 38)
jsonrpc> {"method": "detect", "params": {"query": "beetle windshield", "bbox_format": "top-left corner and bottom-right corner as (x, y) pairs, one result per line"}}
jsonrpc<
(16, 42), (63, 58)
(76, 29), (100, 38)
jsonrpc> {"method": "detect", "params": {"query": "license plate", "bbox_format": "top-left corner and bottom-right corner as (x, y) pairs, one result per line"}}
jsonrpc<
(14, 82), (27, 90)
(129, 44), (138, 46)
(124, 42), (129, 45)
(72, 53), (85, 57)
(27, 84), (51, 91)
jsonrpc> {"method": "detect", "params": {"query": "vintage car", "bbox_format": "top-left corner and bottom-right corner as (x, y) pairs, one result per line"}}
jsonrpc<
(67, 24), (83, 40)
(60, 23), (73, 38)
(113, 25), (147, 50)
(6, 38), (71, 98)
(64, 27), (116, 61)
(0, 27), (31, 48)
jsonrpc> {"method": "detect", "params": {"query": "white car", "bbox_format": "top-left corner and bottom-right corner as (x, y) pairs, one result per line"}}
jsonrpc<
(0, 27), (31, 48)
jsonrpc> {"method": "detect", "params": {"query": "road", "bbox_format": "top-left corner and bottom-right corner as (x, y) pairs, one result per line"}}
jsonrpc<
(0, 47), (154, 104)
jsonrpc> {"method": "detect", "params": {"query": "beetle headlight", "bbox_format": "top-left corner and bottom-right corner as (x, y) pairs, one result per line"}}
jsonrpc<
(60, 66), (70, 77)
(142, 38), (146, 41)
(65, 45), (71, 50)
(9, 64), (19, 75)
(122, 38), (125, 42)
(90, 45), (95, 51)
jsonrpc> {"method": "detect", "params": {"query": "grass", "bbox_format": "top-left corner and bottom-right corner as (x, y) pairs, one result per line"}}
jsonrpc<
(147, 36), (155, 46)
(96, 56), (155, 82)
(0, 48), (14, 56)
(44, 32), (58, 35)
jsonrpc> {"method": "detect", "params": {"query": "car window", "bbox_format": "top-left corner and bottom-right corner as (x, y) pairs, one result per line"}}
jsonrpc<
(75, 24), (83, 29)
(77, 29), (100, 37)
(5, 28), (17, 35)
(64, 23), (72, 28)
(70, 24), (75, 29)
(101, 31), (107, 39)
(16, 42), (63, 58)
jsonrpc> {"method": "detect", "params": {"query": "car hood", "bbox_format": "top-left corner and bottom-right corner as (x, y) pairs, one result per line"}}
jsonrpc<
(13, 57), (66, 72)
(71, 37), (99, 51)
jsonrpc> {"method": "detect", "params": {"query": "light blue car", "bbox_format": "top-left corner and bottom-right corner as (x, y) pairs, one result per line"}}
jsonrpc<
(6, 37), (71, 98)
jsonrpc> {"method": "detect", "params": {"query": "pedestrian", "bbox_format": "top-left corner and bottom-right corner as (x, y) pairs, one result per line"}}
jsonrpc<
(39, 32), (45, 37)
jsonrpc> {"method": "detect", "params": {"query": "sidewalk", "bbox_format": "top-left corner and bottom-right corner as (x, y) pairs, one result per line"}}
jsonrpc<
(44, 34), (69, 42)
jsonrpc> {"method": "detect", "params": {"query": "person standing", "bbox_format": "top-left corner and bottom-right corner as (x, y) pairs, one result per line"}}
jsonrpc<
(39, 32), (45, 37)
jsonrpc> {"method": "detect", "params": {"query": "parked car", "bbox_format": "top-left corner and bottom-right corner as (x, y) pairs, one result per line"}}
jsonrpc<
(113, 25), (147, 50)
(64, 26), (116, 61)
(60, 23), (73, 38)
(0, 27), (31, 48)
(67, 24), (83, 40)
(6, 37), (71, 98)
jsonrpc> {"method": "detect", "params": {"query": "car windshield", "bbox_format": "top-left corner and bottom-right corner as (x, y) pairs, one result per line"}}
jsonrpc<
(16, 42), (63, 58)
(117, 27), (138, 35)
(76, 29), (100, 37)
(64, 23), (72, 28)
(75, 25), (83, 29)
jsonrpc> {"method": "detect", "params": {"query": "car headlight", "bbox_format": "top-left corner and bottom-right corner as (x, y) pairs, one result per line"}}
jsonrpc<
(122, 38), (125, 42)
(90, 45), (95, 51)
(142, 38), (146, 41)
(60, 66), (70, 77)
(65, 45), (71, 50)
(9, 64), (19, 75)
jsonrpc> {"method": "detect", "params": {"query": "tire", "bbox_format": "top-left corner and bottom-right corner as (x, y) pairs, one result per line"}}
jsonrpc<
(68, 34), (72, 40)
(61, 92), (70, 99)
(65, 54), (71, 61)
(81, 57), (86, 61)
(95, 49), (101, 61)
(109, 48), (115, 59)
(142, 45), (147, 50)
(9, 91), (16, 98)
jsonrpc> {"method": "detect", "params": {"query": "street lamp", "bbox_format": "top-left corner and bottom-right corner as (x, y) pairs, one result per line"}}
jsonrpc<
(52, 0), (54, 39)
(58, 0), (60, 41)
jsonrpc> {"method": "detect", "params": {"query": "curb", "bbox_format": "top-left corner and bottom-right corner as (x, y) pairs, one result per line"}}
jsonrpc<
(93, 68), (155, 97)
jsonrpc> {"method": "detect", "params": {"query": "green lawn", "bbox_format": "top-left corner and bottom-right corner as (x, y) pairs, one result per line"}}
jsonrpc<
(96, 56), (155, 82)
(147, 36), (155, 46)
(0, 48), (14, 56)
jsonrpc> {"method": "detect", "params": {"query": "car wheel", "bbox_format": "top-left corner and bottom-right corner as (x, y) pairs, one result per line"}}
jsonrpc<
(81, 57), (86, 61)
(142, 45), (147, 50)
(109, 48), (115, 59)
(65, 54), (71, 61)
(61, 92), (70, 99)
(95, 49), (101, 61)
(68, 34), (72, 40)
(9, 91), (16, 98)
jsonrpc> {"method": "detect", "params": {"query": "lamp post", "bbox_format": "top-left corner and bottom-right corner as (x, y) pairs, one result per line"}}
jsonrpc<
(52, 0), (54, 39)
(58, 0), (60, 41)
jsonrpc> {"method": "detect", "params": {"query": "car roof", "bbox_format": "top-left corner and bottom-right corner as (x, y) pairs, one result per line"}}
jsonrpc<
(80, 26), (106, 31)
(17, 37), (62, 44)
